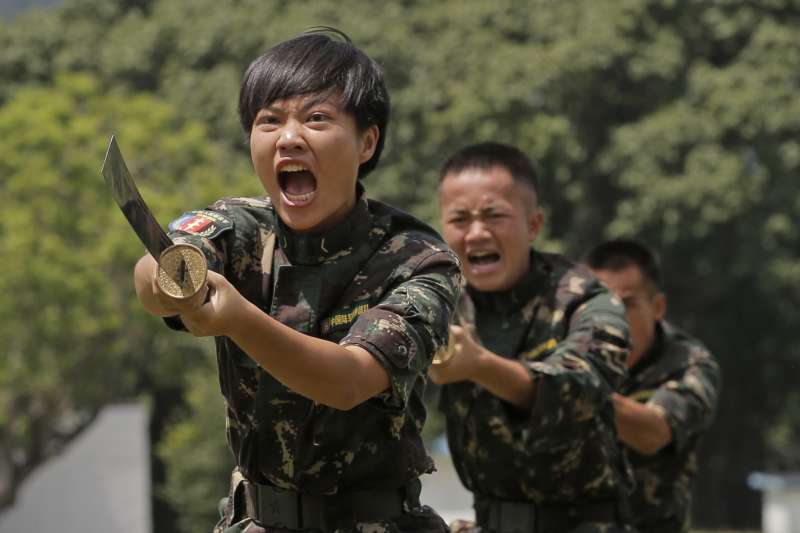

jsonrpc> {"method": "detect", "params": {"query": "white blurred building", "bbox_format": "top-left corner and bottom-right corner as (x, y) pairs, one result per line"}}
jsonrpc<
(421, 436), (473, 525)
(749, 471), (800, 533)
(0, 403), (151, 533)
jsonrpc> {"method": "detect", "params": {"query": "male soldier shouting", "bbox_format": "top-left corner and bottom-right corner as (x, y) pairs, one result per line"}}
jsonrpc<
(430, 142), (634, 533)
(586, 239), (721, 533)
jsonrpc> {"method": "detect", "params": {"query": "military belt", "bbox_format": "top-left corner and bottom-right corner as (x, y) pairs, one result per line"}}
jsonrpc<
(244, 481), (404, 531)
(475, 497), (621, 533)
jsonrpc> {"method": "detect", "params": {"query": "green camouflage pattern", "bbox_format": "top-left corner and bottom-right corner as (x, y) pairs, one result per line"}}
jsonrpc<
(440, 251), (632, 531)
(166, 188), (461, 531)
(620, 321), (721, 532)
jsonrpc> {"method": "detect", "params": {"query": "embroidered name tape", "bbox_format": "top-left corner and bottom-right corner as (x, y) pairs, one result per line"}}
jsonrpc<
(521, 338), (558, 361)
(321, 301), (371, 334)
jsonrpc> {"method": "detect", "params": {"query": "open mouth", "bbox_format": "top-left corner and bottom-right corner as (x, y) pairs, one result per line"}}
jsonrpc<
(467, 251), (501, 266)
(278, 163), (317, 206)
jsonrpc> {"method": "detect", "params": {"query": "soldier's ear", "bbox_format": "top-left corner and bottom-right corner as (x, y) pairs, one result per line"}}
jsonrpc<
(653, 292), (667, 321)
(527, 207), (544, 242)
(358, 125), (379, 164)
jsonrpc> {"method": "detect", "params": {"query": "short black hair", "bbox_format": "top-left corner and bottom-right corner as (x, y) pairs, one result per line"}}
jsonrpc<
(439, 142), (540, 197)
(584, 238), (663, 291)
(238, 27), (390, 179)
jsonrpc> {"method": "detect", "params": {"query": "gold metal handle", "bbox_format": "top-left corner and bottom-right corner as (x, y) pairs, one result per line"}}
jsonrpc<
(156, 243), (208, 303)
(432, 334), (455, 366)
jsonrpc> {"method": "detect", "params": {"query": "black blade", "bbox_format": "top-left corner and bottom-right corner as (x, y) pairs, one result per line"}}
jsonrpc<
(101, 136), (173, 258)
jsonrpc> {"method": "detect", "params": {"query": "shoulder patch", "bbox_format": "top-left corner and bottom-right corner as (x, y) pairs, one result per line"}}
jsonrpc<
(169, 210), (233, 239)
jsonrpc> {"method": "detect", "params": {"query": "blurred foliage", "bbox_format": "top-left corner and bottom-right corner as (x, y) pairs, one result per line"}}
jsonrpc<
(0, 71), (251, 511)
(156, 355), (232, 533)
(1, 0), (799, 530)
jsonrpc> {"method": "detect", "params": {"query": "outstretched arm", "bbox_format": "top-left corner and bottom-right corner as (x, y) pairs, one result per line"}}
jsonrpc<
(134, 253), (390, 410)
(213, 282), (391, 411)
(623, 344), (721, 454)
(429, 324), (535, 410)
(613, 393), (672, 454)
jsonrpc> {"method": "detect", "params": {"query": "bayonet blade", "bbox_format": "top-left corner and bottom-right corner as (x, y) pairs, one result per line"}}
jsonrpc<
(101, 135), (207, 301)
(101, 135), (173, 259)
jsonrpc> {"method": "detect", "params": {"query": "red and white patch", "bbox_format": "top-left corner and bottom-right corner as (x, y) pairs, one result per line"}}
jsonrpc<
(168, 210), (233, 239)
(176, 215), (213, 233)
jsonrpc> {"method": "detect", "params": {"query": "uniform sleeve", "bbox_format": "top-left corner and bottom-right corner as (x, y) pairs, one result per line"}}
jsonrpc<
(166, 208), (232, 273)
(648, 346), (721, 451)
(525, 289), (629, 436)
(161, 209), (231, 331)
(340, 249), (462, 410)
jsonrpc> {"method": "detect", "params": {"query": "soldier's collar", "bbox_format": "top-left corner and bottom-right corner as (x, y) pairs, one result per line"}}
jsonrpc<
(275, 183), (371, 265)
(468, 249), (545, 311)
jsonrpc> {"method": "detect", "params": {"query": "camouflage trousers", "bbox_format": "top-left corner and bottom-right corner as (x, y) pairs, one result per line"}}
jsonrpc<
(213, 469), (449, 533)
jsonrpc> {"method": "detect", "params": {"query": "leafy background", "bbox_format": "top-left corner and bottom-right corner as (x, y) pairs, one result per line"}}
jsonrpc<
(1, 0), (798, 530)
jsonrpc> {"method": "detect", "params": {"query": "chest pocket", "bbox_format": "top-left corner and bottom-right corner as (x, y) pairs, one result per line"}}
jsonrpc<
(271, 265), (322, 335)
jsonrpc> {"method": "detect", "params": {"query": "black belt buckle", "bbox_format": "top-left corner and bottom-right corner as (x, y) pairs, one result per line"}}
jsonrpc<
(489, 500), (536, 533)
(254, 484), (303, 529)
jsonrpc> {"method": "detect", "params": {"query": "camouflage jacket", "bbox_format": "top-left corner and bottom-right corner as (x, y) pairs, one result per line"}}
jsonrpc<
(165, 189), (462, 496)
(620, 321), (721, 532)
(440, 250), (631, 505)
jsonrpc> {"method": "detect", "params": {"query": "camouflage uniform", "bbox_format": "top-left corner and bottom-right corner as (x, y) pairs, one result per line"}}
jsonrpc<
(440, 251), (633, 533)
(165, 187), (462, 533)
(620, 321), (721, 533)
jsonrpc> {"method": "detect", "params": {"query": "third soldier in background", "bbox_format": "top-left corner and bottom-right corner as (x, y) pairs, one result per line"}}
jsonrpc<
(430, 142), (635, 533)
(585, 239), (721, 533)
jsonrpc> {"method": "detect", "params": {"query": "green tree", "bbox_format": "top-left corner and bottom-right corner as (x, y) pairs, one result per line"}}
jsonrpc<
(157, 358), (232, 533)
(0, 72), (253, 510)
(3, 0), (799, 529)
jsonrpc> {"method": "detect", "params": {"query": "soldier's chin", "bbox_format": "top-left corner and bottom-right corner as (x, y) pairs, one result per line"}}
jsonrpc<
(276, 208), (324, 232)
(467, 263), (520, 292)
(466, 272), (503, 292)
(467, 257), (502, 278)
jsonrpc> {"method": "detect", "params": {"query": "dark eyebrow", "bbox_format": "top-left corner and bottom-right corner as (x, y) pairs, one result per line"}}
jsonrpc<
(301, 93), (334, 111)
(263, 94), (339, 116)
(302, 88), (340, 110)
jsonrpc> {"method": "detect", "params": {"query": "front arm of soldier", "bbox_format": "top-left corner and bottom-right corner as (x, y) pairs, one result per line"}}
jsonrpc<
(613, 392), (673, 455)
(429, 324), (535, 410)
(133, 253), (390, 411)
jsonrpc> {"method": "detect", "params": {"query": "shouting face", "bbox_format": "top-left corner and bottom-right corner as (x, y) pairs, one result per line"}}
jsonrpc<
(439, 165), (543, 292)
(249, 93), (378, 232)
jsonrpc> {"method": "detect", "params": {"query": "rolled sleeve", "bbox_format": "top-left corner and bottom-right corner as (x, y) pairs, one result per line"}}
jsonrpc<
(341, 250), (462, 409)
(648, 352), (721, 451)
(169, 232), (227, 275)
(526, 291), (630, 434)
